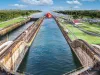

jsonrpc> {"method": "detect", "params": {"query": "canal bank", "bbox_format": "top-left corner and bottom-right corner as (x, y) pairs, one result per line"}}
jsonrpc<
(0, 12), (44, 45)
(0, 18), (31, 37)
(54, 17), (100, 75)
(0, 17), (44, 75)
(0, 13), (45, 43)
(18, 18), (81, 75)
(0, 21), (34, 45)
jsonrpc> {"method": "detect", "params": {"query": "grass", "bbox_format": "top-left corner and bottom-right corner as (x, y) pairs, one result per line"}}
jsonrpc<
(77, 22), (100, 34)
(0, 17), (25, 28)
(58, 18), (100, 45)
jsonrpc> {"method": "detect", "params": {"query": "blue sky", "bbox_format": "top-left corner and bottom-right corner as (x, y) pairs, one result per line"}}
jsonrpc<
(0, 0), (100, 11)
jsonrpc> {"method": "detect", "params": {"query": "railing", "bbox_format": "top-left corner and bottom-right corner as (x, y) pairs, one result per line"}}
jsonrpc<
(63, 67), (83, 75)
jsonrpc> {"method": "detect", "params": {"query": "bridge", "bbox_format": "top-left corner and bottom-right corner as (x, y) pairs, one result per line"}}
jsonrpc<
(0, 14), (100, 75)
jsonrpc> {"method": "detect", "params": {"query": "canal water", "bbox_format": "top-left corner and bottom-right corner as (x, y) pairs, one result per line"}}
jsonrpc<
(0, 21), (34, 41)
(18, 18), (81, 75)
(0, 13), (44, 41)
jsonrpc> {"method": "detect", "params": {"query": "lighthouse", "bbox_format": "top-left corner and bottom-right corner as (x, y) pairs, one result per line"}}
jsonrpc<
(46, 13), (52, 18)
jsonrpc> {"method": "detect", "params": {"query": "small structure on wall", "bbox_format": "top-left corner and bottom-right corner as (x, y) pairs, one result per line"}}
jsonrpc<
(73, 19), (82, 25)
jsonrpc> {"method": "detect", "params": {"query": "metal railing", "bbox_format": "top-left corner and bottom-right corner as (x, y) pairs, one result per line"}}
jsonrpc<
(63, 67), (83, 75)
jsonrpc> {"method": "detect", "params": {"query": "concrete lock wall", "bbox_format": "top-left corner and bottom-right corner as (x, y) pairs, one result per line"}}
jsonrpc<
(54, 17), (95, 68)
(0, 18), (30, 36)
(72, 47), (94, 67)
(0, 42), (26, 72)
(0, 17), (44, 74)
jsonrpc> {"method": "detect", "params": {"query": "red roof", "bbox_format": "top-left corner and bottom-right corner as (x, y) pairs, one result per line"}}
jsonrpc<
(73, 20), (80, 23)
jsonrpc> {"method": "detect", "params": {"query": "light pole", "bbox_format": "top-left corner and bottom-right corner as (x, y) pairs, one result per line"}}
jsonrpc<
(70, 6), (72, 21)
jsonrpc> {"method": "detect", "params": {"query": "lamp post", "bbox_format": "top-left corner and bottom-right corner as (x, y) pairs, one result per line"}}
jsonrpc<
(70, 6), (72, 21)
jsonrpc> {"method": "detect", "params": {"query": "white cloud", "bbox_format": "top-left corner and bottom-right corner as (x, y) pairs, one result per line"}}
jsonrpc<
(10, 4), (27, 8)
(66, 0), (82, 5)
(74, 6), (80, 8)
(22, 0), (53, 5)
